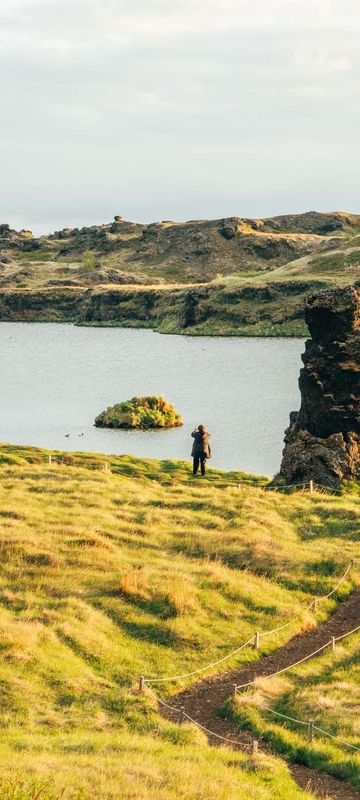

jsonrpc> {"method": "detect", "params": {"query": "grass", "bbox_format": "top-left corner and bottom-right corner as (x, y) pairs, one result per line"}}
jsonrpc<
(309, 249), (360, 273)
(0, 443), (359, 798)
(227, 628), (360, 788)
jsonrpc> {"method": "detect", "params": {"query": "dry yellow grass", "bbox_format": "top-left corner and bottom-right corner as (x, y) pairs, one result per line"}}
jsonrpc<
(1, 443), (359, 799)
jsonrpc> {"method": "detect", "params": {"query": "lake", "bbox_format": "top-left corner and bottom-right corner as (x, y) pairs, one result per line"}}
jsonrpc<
(0, 322), (304, 476)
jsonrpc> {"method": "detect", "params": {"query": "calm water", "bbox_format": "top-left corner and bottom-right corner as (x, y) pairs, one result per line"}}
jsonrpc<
(0, 323), (304, 476)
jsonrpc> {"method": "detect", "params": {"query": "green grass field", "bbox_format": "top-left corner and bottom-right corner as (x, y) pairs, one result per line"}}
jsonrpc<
(0, 443), (359, 799)
(228, 618), (360, 788)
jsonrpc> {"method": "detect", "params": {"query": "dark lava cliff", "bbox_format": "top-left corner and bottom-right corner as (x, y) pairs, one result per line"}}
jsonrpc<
(279, 284), (360, 487)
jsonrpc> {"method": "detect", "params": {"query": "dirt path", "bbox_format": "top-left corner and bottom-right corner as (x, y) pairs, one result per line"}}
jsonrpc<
(157, 589), (360, 800)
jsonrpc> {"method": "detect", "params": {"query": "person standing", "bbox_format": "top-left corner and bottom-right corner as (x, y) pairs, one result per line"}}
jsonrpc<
(191, 424), (211, 476)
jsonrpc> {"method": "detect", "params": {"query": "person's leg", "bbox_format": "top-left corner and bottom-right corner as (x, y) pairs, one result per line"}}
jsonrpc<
(201, 457), (207, 476)
(193, 456), (199, 475)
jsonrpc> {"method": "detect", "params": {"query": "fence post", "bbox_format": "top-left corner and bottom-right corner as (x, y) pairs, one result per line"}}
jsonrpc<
(138, 676), (145, 693)
(252, 739), (259, 755)
(233, 684), (237, 699)
(332, 636), (336, 652)
(253, 631), (260, 650)
(307, 719), (314, 743)
(48, 454), (52, 465)
(179, 706), (185, 724)
(309, 479), (314, 494)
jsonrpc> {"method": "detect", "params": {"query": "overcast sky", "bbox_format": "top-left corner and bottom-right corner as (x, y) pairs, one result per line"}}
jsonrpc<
(1, 0), (359, 234)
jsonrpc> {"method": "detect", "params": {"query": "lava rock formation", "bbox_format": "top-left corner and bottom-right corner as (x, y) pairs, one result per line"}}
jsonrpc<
(279, 284), (360, 488)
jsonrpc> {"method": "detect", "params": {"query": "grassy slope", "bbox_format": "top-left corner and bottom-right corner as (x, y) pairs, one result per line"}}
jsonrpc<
(1, 213), (360, 336)
(228, 632), (360, 788)
(0, 444), (360, 799)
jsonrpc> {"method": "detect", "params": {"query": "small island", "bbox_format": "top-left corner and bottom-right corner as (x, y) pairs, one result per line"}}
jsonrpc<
(95, 395), (183, 429)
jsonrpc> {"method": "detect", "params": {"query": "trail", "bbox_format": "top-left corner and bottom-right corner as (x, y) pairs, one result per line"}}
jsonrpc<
(158, 589), (360, 800)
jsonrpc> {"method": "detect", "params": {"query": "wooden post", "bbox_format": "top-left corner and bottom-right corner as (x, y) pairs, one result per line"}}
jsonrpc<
(233, 684), (237, 699)
(252, 739), (259, 755)
(139, 676), (145, 693)
(309, 479), (314, 494)
(332, 636), (336, 652)
(238, 483), (242, 491)
(48, 454), (52, 465)
(311, 599), (317, 613)
(254, 631), (260, 650)
(179, 706), (185, 724)
(307, 719), (314, 743)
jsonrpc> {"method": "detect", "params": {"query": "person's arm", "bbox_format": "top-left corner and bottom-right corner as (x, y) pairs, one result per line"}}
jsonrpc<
(191, 430), (197, 439)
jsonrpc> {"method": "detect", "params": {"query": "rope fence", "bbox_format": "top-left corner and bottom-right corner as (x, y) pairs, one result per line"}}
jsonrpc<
(143, 620), (360, 759)
(149, 687), (254, 753)
(233, 640), (332, 693)
(264, 479), (344, 495)
(46, 460), (345, 496)
(263, 706), (360, 752)
(233, 622), (360, 693)
(141, 560), (354, 686)
(13, 455), (358, 497)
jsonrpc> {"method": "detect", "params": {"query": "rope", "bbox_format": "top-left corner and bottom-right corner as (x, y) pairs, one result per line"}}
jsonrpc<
(149, 687), (252, 751)
(182, 711), (252, 750)
(261, 559), (353, 638)
(263, 480), (348, 496)
(264, 707), (308, 726)
(260, 619), (295, 637)
(144, 638), (254, 683)
(42, 458), (348, 495)
(313, 725), (360, 753)
(334, 623), (360, 642)
(264, 483), (308, 491)
(143, 560), (354, 684)
(154, 695), (182, 714)
(261, 707), (360, 753)
(315, 560), (353, 602)
(235, 620), (360, 692)
(151, 690), (360, 758)
(234, 640), (331, 691)
(314, 483), (343, 495)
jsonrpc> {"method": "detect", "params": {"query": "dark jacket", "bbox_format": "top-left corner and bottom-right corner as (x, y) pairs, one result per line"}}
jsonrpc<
(191, 430), (211, 458)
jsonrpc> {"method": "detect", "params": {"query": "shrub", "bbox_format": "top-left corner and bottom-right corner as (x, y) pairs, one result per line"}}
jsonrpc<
(94, 396), (183, 429)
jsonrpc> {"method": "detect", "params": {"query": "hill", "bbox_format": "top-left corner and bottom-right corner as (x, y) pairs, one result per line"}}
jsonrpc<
(1, 211), (360, 335)
(0, 443), (359, 799)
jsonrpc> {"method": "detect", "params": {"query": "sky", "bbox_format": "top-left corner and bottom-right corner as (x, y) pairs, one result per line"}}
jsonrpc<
(0, 0), (359, 234)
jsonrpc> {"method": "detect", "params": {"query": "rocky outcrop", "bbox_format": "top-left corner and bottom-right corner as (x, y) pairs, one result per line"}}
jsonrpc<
(279, 284), (360, 488)
(0, 279), (325, 334)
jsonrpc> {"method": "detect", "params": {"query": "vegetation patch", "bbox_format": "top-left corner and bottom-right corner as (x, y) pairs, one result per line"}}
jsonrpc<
(94, 396), (183, 429)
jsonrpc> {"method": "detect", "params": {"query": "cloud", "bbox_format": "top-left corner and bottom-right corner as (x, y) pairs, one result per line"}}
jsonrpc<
(0, 0), (359, 232)
(294, 45), (352, 74)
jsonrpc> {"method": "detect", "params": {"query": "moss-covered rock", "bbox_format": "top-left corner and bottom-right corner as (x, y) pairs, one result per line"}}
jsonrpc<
(95, 395), (183, 429)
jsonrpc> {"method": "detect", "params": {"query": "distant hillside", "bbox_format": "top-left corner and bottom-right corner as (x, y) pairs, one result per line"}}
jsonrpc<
(0, 211), (359, 335)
